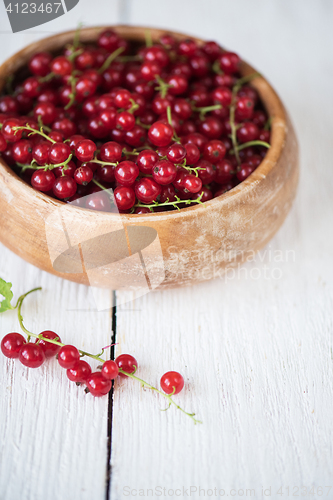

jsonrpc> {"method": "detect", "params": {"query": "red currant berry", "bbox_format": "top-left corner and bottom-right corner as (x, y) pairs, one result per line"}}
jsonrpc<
(58, 345), (80, 369)
(99, 141), (122, 163)
(101, 360), (119, 380)
(19, 343), (45, 368)
(115, 354), (138, 377)
(33, 102), (57, 125)
(36, 330), (61, 357)
(153, 159), (177, 185)
(192, 186), (213, 202)
(85, 191), (112, 212)
(51, 56), (72, 76)
(215, 159), (234, 184)
(202, 40), (222, 61)
(160, 371), (184, 394)
(2, 118), (22, 142)
(31, 170), (55, 192)
(125, 125), (146, 147)
(167, 143), (186, 164)
(237, 122), (260, 143)
(135, 178), (162, 204)
(148, 121), (173, 147)
(0, 95), (18, 114)
(75, 76), (97, 101)
(53, 160), (76, 178)
(52, 118), (77, 139)
(140, 61), (162, 82)
(114, 186), (136, 211)
(116, 111), (135, 131)
(53, 176), (77, 199)
(218, 52), (240, 74)
(21, 77), (43, 98)
(48, 142), (71, 164)
(196, 159), (216, 184)
(75, 139), (96, 162)
(183, 175), (202, 193)
(11, 139), (32, 164)
(178, 39), (197, 57)
(236, 163), (255, 182)
(74, 165), (93, 185)
(211, 86), (232, 106)
(198, 116), (224, 139)
(259, 129), (270, 143)
(67, 360), (92, 383)
(115, 161), (139, 186)
(98, 29), (120, 52)
(0, 132), (7, 153)
(184, 143), (200, 165)
(235, 97), (254, 121)
(136, 149), (159, 174)
(86, 372), (112, 396)
(203, 139), (226, 162)
(166, 74), (188, 95)
(1, 332), (26, 358)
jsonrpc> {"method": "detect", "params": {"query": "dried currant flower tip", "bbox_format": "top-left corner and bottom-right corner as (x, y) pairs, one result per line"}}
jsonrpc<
(86, 372), (112, 397)
(101, 360), (119, 380)
(160, 371), (184, 395)
(115, 354), (138, 377)
(1, 332), (26, 358)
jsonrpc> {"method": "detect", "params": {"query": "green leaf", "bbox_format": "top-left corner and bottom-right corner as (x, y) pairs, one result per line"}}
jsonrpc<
(0, 278), (14, 313)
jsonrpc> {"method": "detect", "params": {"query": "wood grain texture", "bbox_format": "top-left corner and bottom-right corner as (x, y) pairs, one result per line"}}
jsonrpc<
(0, 26), (298, 290)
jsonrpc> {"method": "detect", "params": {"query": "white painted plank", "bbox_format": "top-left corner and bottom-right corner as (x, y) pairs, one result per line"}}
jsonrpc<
(0, 3), (123, 500)
(110, 1), (333, 497)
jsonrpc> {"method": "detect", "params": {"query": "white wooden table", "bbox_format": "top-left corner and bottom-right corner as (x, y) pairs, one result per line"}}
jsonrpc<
(1, 1), (333, 499)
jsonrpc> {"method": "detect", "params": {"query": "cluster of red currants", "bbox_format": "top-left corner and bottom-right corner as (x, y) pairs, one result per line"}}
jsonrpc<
(0, 28), (270, 213)
(1, 330), (184, 398)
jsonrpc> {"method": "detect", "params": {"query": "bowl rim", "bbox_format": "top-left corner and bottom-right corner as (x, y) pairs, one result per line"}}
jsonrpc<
(0, 25), (287, 222)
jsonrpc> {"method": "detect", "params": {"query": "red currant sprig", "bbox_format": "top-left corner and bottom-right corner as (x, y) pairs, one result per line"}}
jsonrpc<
(0, 279), (201, 424)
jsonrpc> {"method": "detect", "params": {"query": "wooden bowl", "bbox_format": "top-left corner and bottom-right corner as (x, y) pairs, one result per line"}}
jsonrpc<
(0, 26), (299, 291)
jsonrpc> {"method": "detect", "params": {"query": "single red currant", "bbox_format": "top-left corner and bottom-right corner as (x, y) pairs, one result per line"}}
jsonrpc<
(67, 360), (92, 383)
(160, 371), (184, 394)
(86, 372), (112, 396)
(153, 160), (177, 185)
(19, 343), (45, 368)
(58, 345), (80, 369)
(114, 186), (136, 211)
(75, 139), (97, 162)
(148, 121), (173, 147)
(101, 360), (119, 380)
(183, 175), (202, 193)
(36, 330), (61, 357)
(135, 178), (162, 204)
(1, 332), (26, 358)
(53, 176), (77, 199)
(136, 149), (159, 174)
(31, 170), (55, 192)
(74, 165), (93, 185)
(115, 354), (138, 377)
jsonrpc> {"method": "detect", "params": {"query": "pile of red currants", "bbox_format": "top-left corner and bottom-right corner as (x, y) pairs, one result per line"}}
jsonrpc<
(0, 28), (271, 213)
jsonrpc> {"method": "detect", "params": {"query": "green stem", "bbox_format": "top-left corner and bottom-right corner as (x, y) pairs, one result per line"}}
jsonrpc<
(98, 46), (125, 74)
(264, 116), (272, 131)
(155, 75), (172, 99)
(13, 124), (56, 143)
(193, 104), (222, 120)
(118, 369), (202, 424)
(18, 154), (73, 174)
(145, 29), (153, 48)
(15, 286), (201, 423)
(230, 140), (271, 155)
(90, 158), (118, 167)
(166, 106), (180, 143)
(64, 75), (77, 110)
(133, 193), (203, 212)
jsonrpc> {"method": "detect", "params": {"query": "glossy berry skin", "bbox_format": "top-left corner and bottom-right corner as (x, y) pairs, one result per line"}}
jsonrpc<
(192, 186), (213, 203)
(86, 372), (112, 397)
(235, 97), (254, 121)
(74, 165), (93, 185)
(135, 178), (162, 204)
(184, 143), (200, 165)
(85, 191), (111, 212)
(136, 149), (159, 174)
(51, 56), (72, 76)
(101, 360), (119, 380)
(215, 159), (234, 184)
(160, 371), (184, 395)
(218, 52), (240, 74)
(167, 143), (186, 164)
(116, 111), (135, 131)
(211, 85), (232, 106)
(53, 176), (77, 199)
(48, 142), (71, 164)
(0, 132), (7, 153)
(58, 345), (80, 369)
(2, 118), (22, 142)
(75, 139), (97, 162)
(11, 139), (32, 164)
(140, 60), (162, 82)
(153, 160), (177, 185)
(237, 122), (260, 143)
(19, 343), (46, 368)
(203, 140), (226, 163)
(53, 160), (76, 178)
(100, 141), (122, 162)
(114, 186), (136, 210)
(236, 163), (255, 182)
(36, 330), (61, 357)
(196, 159), (216, 184)
(184, 175), (202, 194)
(198, 117), (223, 140)
(115, 354), (138, 377)
(1, 332), (26, 358)
(33, 102), (57, 125)
(31, 170), (55, 192)
(148, 121), (173, 147)
(67, 360), (92, 383)
(29, 51), (52, 76)
(115, 161), (139, 186)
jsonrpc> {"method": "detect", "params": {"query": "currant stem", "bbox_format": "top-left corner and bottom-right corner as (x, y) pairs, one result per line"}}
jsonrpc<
(166, 106), (180, 143)
(192, 104), (222, 120)
(117, 368), (202, 424)
(133, 193), (203, 212)
(16, 287), (42, 342)
(90, 158), (118, 167)
(230, 140), (271, 154)
(64, 75), (77, 110)
(98, 46), (125, 74)
(18, 154), (73, 173)
(145, 29), (153, 48)
(13, 124), (56, 143)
